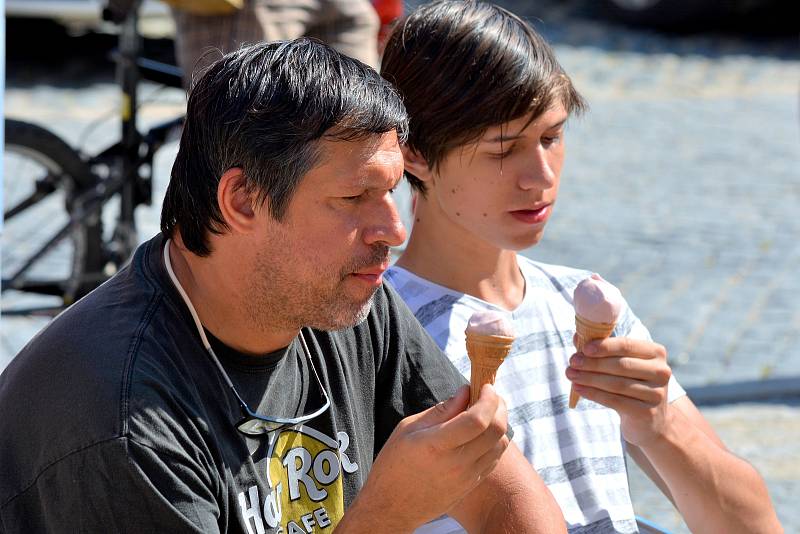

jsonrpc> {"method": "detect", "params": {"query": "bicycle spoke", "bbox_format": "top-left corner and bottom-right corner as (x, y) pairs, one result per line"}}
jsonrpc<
(4, 175), (58, 220)
(4, 220), (78, 290)
(3, 120), (109, 308)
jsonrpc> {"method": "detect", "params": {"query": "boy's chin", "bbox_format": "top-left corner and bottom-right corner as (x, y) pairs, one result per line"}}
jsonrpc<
(503, 229), (547, 251)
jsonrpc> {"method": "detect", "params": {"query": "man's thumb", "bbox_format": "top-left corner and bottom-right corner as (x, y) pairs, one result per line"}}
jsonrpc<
(404, 385), (469, 432)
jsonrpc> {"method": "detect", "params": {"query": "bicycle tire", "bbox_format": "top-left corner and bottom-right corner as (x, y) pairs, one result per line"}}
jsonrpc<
(3, 118), (106, 310)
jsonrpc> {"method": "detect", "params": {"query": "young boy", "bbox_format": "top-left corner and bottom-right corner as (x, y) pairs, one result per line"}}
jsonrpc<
(381, 2), (780, 533)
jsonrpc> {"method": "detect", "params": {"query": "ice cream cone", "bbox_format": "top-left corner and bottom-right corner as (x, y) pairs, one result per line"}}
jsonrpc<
(569, 314), (616, 408)
(466, 331), (514, 407)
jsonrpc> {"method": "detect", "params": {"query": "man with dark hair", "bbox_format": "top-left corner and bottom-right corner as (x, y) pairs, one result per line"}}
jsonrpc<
(381, 2), (781, 533)
(0, 39), (566, 533)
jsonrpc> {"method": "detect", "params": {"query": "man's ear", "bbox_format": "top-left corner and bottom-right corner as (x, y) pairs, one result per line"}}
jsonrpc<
(217, 167), (259, 234)
(400, 145), (433, 183)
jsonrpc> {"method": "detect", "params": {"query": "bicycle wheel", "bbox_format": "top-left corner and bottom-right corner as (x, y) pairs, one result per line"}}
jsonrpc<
(3, 119), (106, 313)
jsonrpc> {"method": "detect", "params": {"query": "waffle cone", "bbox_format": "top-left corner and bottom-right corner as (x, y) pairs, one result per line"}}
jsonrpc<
(465, 331), (514, 407)
(569, 314), (616, 409)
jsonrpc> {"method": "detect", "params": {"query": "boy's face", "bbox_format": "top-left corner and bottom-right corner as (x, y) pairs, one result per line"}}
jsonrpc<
(422, 103), (568, 251)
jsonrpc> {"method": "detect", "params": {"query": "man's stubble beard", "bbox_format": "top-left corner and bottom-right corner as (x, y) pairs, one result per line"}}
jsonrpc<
(246, 242), (389, 333)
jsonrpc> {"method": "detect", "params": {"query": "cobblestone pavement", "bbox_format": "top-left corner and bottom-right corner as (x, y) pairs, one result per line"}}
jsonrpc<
(3, 1), (799, 531)
(627, 401), (800, 533)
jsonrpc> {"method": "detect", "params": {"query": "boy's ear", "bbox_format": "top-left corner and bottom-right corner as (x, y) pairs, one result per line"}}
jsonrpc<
(400, 145), (433, 183)
(217, 167), (259, 234)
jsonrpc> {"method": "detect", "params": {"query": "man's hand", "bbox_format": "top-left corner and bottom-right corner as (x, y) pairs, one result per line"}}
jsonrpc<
(337, 384), (510, 533)
(565, 336), (673, 448)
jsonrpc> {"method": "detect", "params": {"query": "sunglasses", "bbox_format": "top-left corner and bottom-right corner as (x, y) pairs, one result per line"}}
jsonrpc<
(229, 332), (330, 436)
(164, 239), (331, 436)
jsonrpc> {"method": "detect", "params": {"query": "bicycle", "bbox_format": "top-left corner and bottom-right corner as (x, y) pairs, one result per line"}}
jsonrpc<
(3, 1), (184, 316)
(3, 0), (407, 318)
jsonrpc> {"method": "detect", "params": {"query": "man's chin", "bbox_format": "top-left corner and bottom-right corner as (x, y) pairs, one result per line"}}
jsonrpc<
(309, 292), (375, 331)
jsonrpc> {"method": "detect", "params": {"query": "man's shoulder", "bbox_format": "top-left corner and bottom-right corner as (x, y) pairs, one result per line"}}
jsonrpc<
(0, 239), (192, 506)
(0, 262), (166, 402)
(4, 239), (171, 388)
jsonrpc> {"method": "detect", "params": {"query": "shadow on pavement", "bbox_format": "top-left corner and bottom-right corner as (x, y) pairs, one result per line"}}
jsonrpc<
(687, 377), (800, 406)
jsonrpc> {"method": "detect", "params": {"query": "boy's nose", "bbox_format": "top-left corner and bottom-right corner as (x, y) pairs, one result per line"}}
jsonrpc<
(518, 147), (557, 190)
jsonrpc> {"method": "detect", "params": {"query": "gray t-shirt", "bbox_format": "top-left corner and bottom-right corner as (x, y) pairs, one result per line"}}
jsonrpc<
(0, 234), (465, 533)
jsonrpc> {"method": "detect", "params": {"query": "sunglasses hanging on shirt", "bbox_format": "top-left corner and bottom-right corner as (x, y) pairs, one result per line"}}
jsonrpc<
(164, 239), (331, 436)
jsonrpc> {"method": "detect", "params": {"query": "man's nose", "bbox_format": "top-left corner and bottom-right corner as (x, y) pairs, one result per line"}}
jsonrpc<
(363, 193), (407, 247)
(517, 146), (557, 190)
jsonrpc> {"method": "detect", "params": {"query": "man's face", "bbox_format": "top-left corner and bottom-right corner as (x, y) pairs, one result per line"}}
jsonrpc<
(424, 103), (568, 251)
(246, 131), (406, 332)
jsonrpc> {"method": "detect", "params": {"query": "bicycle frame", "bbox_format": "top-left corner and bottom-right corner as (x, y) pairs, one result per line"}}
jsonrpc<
(2, 1), (184, 313)
(101, 0), (184, 266)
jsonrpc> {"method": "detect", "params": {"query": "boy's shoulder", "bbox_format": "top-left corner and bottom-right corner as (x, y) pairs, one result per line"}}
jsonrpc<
(386, 257), (598, 306)
(513, 255), (593, 293)
(385, 265), (467, 322)
(385, 265), (459, 299)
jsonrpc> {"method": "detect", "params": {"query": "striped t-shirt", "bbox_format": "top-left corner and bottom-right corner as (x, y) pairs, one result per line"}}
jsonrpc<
(386, 257), (685, 534)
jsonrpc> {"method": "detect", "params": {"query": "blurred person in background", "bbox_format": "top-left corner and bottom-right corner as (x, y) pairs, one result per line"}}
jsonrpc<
(171, 0), (380, 87)
(381, 1), (783, 533)
(107, 0), (401, 88)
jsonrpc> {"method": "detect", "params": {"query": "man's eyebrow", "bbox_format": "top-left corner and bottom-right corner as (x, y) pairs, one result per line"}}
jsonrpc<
(482, 118), (568, 143)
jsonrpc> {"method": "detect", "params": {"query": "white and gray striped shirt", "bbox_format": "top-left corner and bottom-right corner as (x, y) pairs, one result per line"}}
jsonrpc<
(386, 257), (685, 534)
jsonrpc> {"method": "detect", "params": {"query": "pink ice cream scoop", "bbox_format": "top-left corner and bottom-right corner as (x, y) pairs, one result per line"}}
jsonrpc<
(464, 310), (514, 406)
(569, 274), (623, 409)
(573, 274), (623, 324)
(466, 310), (515, 337)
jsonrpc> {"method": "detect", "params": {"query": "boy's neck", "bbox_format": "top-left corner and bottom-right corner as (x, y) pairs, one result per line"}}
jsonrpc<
(396, 211), (525, 311)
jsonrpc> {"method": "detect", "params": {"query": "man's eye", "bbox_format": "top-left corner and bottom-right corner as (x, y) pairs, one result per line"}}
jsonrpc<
(342, 194), (363, 201)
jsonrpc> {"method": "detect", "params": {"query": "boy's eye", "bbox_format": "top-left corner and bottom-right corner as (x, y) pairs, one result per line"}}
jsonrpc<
(542, 133), (562, 146)
(488, 146), (515, 159)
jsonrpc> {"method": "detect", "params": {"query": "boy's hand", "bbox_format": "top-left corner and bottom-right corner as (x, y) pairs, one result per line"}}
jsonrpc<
(566, 336), (673, 448)
(339, 384), (510, 532)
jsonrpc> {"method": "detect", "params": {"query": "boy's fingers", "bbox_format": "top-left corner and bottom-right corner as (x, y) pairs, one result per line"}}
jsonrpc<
(569, 355), (672, 383)
(581, 337), (667, 360)
(572, 384), (648, 413)
(568, 371), (665, 404)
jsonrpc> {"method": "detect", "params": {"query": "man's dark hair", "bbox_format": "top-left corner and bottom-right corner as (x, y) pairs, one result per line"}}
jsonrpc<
(380, 0), (586, 194)
(161, 38), (409, 256)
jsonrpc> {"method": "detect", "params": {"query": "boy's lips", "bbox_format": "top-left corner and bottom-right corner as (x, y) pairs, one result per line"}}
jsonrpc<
(509, 203), (551, 224)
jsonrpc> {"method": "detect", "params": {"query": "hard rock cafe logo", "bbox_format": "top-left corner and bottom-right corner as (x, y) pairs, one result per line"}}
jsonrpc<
(237, 427), (359, 533)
